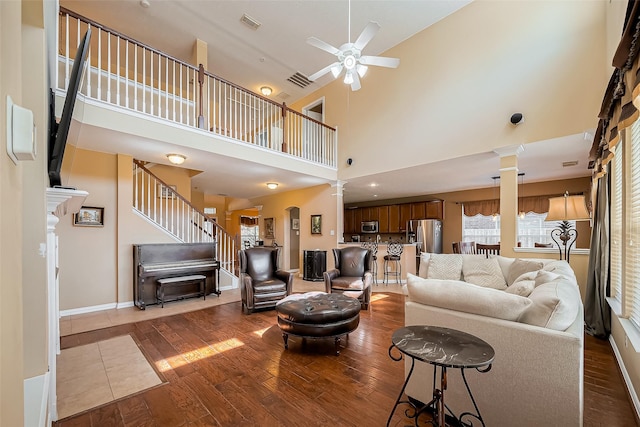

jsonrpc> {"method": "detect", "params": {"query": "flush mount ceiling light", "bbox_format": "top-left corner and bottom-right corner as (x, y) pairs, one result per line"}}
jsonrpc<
(266, 182), (278, 190)
(260, 86), (273, 96)
(166, 153), (186, 165)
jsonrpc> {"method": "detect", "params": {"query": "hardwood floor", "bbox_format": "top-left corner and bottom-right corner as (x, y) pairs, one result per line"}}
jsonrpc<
(55, 293), (638, 427)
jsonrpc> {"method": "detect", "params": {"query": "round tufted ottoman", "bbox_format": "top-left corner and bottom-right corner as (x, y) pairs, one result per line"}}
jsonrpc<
(275, 292), (361, 355)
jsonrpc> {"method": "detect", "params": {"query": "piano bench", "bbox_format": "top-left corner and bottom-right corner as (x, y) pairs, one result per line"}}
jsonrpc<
(156, 274), (206, 308)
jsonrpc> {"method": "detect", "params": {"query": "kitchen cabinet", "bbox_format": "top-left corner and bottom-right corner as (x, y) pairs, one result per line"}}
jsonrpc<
(400, 204), (411, 232)
(344, 208), (356, 234)
(354, 208), (363, 231)
(426, 201), (444, 220)
(411, 202), (426, 219)
(388, 205), (400, 233)
(378, 205), (389, 233)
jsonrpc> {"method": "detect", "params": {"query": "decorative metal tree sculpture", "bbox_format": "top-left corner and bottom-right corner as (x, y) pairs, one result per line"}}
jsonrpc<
(550, 220), (578, 262)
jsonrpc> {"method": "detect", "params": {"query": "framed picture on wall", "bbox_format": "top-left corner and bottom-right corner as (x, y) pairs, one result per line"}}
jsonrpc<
(292, 218), (300, 230)
(311, 215), (322, 234)
(73, 206), (104, 227)
(157, 183), (177, 199)
(264, 217), (275, 239)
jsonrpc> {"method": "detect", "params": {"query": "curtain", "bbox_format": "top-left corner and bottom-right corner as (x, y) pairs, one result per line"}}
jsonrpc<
(584, 175), (611, 338)
(586, 0), (640, 339)
(240, 216), (258, 226)
(589, 1), (640, 175)
(463, 195), (555, 216)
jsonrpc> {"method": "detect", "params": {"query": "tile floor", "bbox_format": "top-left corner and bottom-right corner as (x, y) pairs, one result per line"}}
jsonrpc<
(56, 335), (162, 419)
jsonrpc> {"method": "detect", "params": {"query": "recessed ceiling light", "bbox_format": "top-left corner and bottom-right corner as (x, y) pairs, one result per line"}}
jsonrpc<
(370, 183), (379, 187)
(139, 0), (150, 8)
(562, 160), (579, 167)
(266, 182), (278, 190)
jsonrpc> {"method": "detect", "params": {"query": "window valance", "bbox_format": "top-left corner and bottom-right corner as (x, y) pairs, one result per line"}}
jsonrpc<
(240, 216), (258, 226)
(463, 196), (555, 217)
(589, 0), (640, 178)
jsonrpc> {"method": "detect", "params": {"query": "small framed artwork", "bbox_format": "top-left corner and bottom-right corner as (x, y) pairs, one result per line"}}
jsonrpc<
(292, 218), (300, 230)
(264, 217), (275, 239)
(311, 214), (322, 235)
(73, 206), (104, 227)
(157, 183), (177, 199)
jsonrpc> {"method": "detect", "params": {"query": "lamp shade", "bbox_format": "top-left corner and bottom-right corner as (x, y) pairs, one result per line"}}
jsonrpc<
(546, 192), (590, 221)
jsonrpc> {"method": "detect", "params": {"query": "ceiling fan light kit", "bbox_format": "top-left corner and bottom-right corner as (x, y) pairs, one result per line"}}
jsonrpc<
(307, 1), (399, 91)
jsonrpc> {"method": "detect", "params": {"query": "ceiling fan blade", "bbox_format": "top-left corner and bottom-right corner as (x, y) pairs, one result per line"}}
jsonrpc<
(307, 37), (341, 56)
(351, 72), (361, 91)
(354, 22), (380, 51)
(308, 62), (341, 82)
(359, 55), (400, 68)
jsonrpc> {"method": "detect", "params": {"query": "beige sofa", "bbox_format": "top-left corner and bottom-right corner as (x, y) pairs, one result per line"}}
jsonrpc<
(403, 254), (584, 427)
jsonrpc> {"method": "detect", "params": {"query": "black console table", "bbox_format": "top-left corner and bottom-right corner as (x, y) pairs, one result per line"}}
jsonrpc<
(387, 325), (494, 427)
(303, 250), (326, 281)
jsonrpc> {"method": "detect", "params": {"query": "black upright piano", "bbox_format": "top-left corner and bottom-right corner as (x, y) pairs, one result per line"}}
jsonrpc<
(133, 242), (220, 309)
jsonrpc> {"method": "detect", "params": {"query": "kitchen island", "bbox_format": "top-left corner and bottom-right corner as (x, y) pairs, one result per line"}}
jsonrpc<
(338, 242), (417, 283)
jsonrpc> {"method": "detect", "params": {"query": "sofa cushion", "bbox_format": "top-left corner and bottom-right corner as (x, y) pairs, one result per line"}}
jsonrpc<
(418, 252), (432, 278)
(534, 270), (560, 288)
(462, 256), (507, 290)
(406, 273), (532, 321)
(517, 279), (581, 331)
(427, 254), (464, 280)
(504, 271), (537, 297)
(506, 259), (545, 286)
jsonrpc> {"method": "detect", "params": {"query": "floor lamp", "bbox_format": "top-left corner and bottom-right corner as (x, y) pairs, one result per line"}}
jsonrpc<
(546, 191), (590, 262)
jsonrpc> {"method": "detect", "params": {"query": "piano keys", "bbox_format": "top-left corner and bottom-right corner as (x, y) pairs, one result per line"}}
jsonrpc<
(133, 242), (220, 309)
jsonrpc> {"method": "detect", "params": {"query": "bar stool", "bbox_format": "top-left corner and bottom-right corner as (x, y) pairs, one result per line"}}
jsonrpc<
(383, 241), (403, 284)
(361, 241), (378, 284)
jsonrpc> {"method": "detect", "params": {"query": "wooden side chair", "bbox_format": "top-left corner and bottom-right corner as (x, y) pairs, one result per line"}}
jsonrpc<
(534, 242), (553, 248)
(452, 242), (460, 254)
(476, 243), (500, 258)
(459, 241), (477, 254)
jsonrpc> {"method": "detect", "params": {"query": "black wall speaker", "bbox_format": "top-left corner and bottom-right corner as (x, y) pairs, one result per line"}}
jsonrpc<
(510, 113), (524, 125)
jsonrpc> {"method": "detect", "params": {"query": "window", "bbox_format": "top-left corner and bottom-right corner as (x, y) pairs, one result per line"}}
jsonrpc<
(610, 118), (640, 331)
(517, 212), (575, 248)
(240, 216), (259, 248)
(463, 212), (575, 247)
(462, 214), (500, 244)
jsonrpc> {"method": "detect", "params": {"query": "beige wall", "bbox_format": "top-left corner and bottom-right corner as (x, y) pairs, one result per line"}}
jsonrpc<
(58, 149), (118, 309)
(248, 184), (339, 271)
(21, 0), (49, 380)
(1, 2), (25, 425)
(292, 0), (607, 184)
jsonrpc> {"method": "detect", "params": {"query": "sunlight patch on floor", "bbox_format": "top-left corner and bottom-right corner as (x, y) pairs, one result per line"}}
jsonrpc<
(155, 338), (244, 372)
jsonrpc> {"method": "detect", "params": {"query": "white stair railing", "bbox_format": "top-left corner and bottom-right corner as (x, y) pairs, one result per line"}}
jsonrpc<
(132, 160), (236, 277)
(57, 7), (337, 168)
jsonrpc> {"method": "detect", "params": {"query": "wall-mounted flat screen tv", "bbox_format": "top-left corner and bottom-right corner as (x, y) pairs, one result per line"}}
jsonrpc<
(48, 27), (91, 188)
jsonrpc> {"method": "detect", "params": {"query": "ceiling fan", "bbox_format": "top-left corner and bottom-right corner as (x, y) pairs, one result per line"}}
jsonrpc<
(306, 1), (400, 91)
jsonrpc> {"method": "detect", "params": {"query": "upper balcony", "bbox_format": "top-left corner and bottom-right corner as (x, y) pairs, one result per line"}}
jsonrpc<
(55, 7), (338, 189)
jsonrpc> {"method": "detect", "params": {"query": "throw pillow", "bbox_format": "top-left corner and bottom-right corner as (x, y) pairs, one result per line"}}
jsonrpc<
(406, 274), (532, 321)
(490, 255), (516, 280)
(504, 271), (537, 297)
(462, 256), (507, 290)
(506, 259), (545, 286)
(534, 270), (561, 288)
(427, 254), (464, 280)
(418, 252), (432, 278)
(517, 279), (581, 331)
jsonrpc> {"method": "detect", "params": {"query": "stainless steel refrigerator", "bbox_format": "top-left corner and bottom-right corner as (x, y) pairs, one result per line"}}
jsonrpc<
(407, 219), (442, 254)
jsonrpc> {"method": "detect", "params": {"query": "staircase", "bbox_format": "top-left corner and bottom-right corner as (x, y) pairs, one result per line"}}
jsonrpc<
(132, 160), (236, 282)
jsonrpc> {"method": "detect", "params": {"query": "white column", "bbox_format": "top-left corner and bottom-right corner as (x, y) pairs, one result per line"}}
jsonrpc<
(332, 181), (346, 244)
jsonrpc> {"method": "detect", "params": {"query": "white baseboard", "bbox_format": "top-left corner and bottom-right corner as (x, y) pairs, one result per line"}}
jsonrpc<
(24, 372), (49, 427)
(609, 335), (640, 420)
(60, 302), (116, 317)
(116, 301), (135, 309)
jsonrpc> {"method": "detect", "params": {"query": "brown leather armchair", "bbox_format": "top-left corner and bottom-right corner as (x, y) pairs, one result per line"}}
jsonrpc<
(239, 247), (293, 314)
(323, 247), (373, 310)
